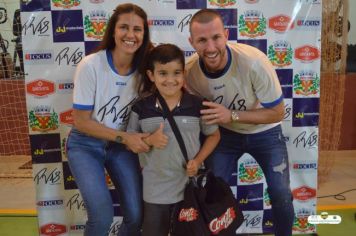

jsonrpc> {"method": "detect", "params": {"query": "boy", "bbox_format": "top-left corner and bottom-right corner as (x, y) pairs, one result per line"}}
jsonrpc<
(127, 44), (220, 236)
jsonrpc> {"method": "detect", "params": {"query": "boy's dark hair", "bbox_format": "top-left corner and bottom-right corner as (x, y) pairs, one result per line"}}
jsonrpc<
(138, 43), (185, 97)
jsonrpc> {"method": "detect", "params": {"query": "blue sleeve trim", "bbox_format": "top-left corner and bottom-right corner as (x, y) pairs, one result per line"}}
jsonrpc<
(73, 104), (94, 110)
(260, 94), (284, 108)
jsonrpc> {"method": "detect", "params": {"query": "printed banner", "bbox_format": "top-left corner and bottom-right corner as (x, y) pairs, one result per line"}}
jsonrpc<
(22, 0), (321, 234)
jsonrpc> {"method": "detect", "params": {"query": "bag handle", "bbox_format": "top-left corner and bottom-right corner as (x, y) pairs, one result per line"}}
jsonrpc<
(156, 92), (189, 164)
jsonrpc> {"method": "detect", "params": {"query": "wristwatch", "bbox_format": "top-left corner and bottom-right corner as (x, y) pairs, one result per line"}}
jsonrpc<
(231, 110), (239, 122)
(115, 135), (123, 143)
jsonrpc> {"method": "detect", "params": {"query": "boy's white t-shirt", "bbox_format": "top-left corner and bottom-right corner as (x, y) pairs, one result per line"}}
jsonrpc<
(73, 50), (138, 130)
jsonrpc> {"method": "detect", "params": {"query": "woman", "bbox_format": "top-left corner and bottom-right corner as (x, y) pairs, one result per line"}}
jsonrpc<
(66, 3), (152, 236)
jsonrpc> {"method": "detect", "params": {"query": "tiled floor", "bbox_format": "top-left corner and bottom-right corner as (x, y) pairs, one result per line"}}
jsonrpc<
(317, 150), (356, 208)
(0, 155), (34, 211)
(0, 151), (355, 211)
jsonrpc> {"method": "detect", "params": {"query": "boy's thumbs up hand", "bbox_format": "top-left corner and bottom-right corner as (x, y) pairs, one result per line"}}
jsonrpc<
(143, 122), (168, 149)
(157, 122), (164, 133)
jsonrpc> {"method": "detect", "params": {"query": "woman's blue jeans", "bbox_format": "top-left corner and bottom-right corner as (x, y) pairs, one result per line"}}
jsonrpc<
(67, 128), (142, 236)
(205, 125), (294, 236)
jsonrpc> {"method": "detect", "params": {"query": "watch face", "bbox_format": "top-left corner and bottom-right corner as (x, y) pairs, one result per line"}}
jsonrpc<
(232, 111), (239, 122)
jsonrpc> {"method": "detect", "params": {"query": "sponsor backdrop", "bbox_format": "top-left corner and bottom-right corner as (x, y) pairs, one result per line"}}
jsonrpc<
(22, 0), (321, 235)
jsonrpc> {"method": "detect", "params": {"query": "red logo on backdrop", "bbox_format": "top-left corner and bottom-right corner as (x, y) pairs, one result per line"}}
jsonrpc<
(292, 186), (316, 201)
(60, 109), (74, 125)
(26, 79), (55, 97)
(295, 45), (320, 62)
(179, 207), (199, 222)
(209, 207), (236, 234)
(268, 14), (294, 32)
(40, 223), (67, 236)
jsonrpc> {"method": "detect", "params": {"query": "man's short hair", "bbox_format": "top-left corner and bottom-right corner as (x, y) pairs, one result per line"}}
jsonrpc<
(189, 9), (224, 33)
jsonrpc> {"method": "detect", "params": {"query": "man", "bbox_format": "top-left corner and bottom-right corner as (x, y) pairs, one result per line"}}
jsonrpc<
(185, 9), (294, 236)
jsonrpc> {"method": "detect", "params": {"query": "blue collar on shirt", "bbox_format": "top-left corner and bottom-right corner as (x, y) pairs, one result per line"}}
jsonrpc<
(199, 45), (231, 79)
(106, 49), (136, 76)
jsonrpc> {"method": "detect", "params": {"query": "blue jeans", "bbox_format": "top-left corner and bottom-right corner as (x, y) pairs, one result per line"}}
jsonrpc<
(67, 128), (142, 236)
(205, 125), (294, 236)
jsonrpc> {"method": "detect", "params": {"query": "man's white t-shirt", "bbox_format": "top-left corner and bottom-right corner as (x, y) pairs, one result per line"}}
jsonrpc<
(185, 43), (283, 134)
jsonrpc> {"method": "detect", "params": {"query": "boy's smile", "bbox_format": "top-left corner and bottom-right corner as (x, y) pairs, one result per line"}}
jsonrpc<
(147, 60), (184, 101)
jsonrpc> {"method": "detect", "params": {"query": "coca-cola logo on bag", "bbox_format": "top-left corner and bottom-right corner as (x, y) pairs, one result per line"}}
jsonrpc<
(209, 207), (236, 235)
(178, 207), (198, 222)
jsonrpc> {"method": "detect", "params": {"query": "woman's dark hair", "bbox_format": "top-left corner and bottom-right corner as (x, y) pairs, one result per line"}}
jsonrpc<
(138, 43), (185, 97)
(95, 3), (152, 74)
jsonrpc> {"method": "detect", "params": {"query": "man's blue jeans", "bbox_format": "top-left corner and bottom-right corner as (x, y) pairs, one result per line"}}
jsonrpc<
(205, 125), (294, 236)
(67, 128), (142, 236)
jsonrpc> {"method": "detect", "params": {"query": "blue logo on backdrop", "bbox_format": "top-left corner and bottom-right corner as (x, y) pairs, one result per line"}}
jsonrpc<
(292, 98), (319, 127)
(276, 69), (293, 98)
(148, 17), (176, 31)
(21, 0), (51, 12)
(176, 0), (207, 9)
(262, 209), (274, 234)
(296, 18), (321, 30)
(63, 161), (78, 190)
(84, 41), (100, 56)
(217, 9), (237, 41)
(184, 50), (195, 58)
(237, 39), (267, 54)
(30, 134), (62, 164)
(52, 10), (84, 42)
(236, 184), (264, 211)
